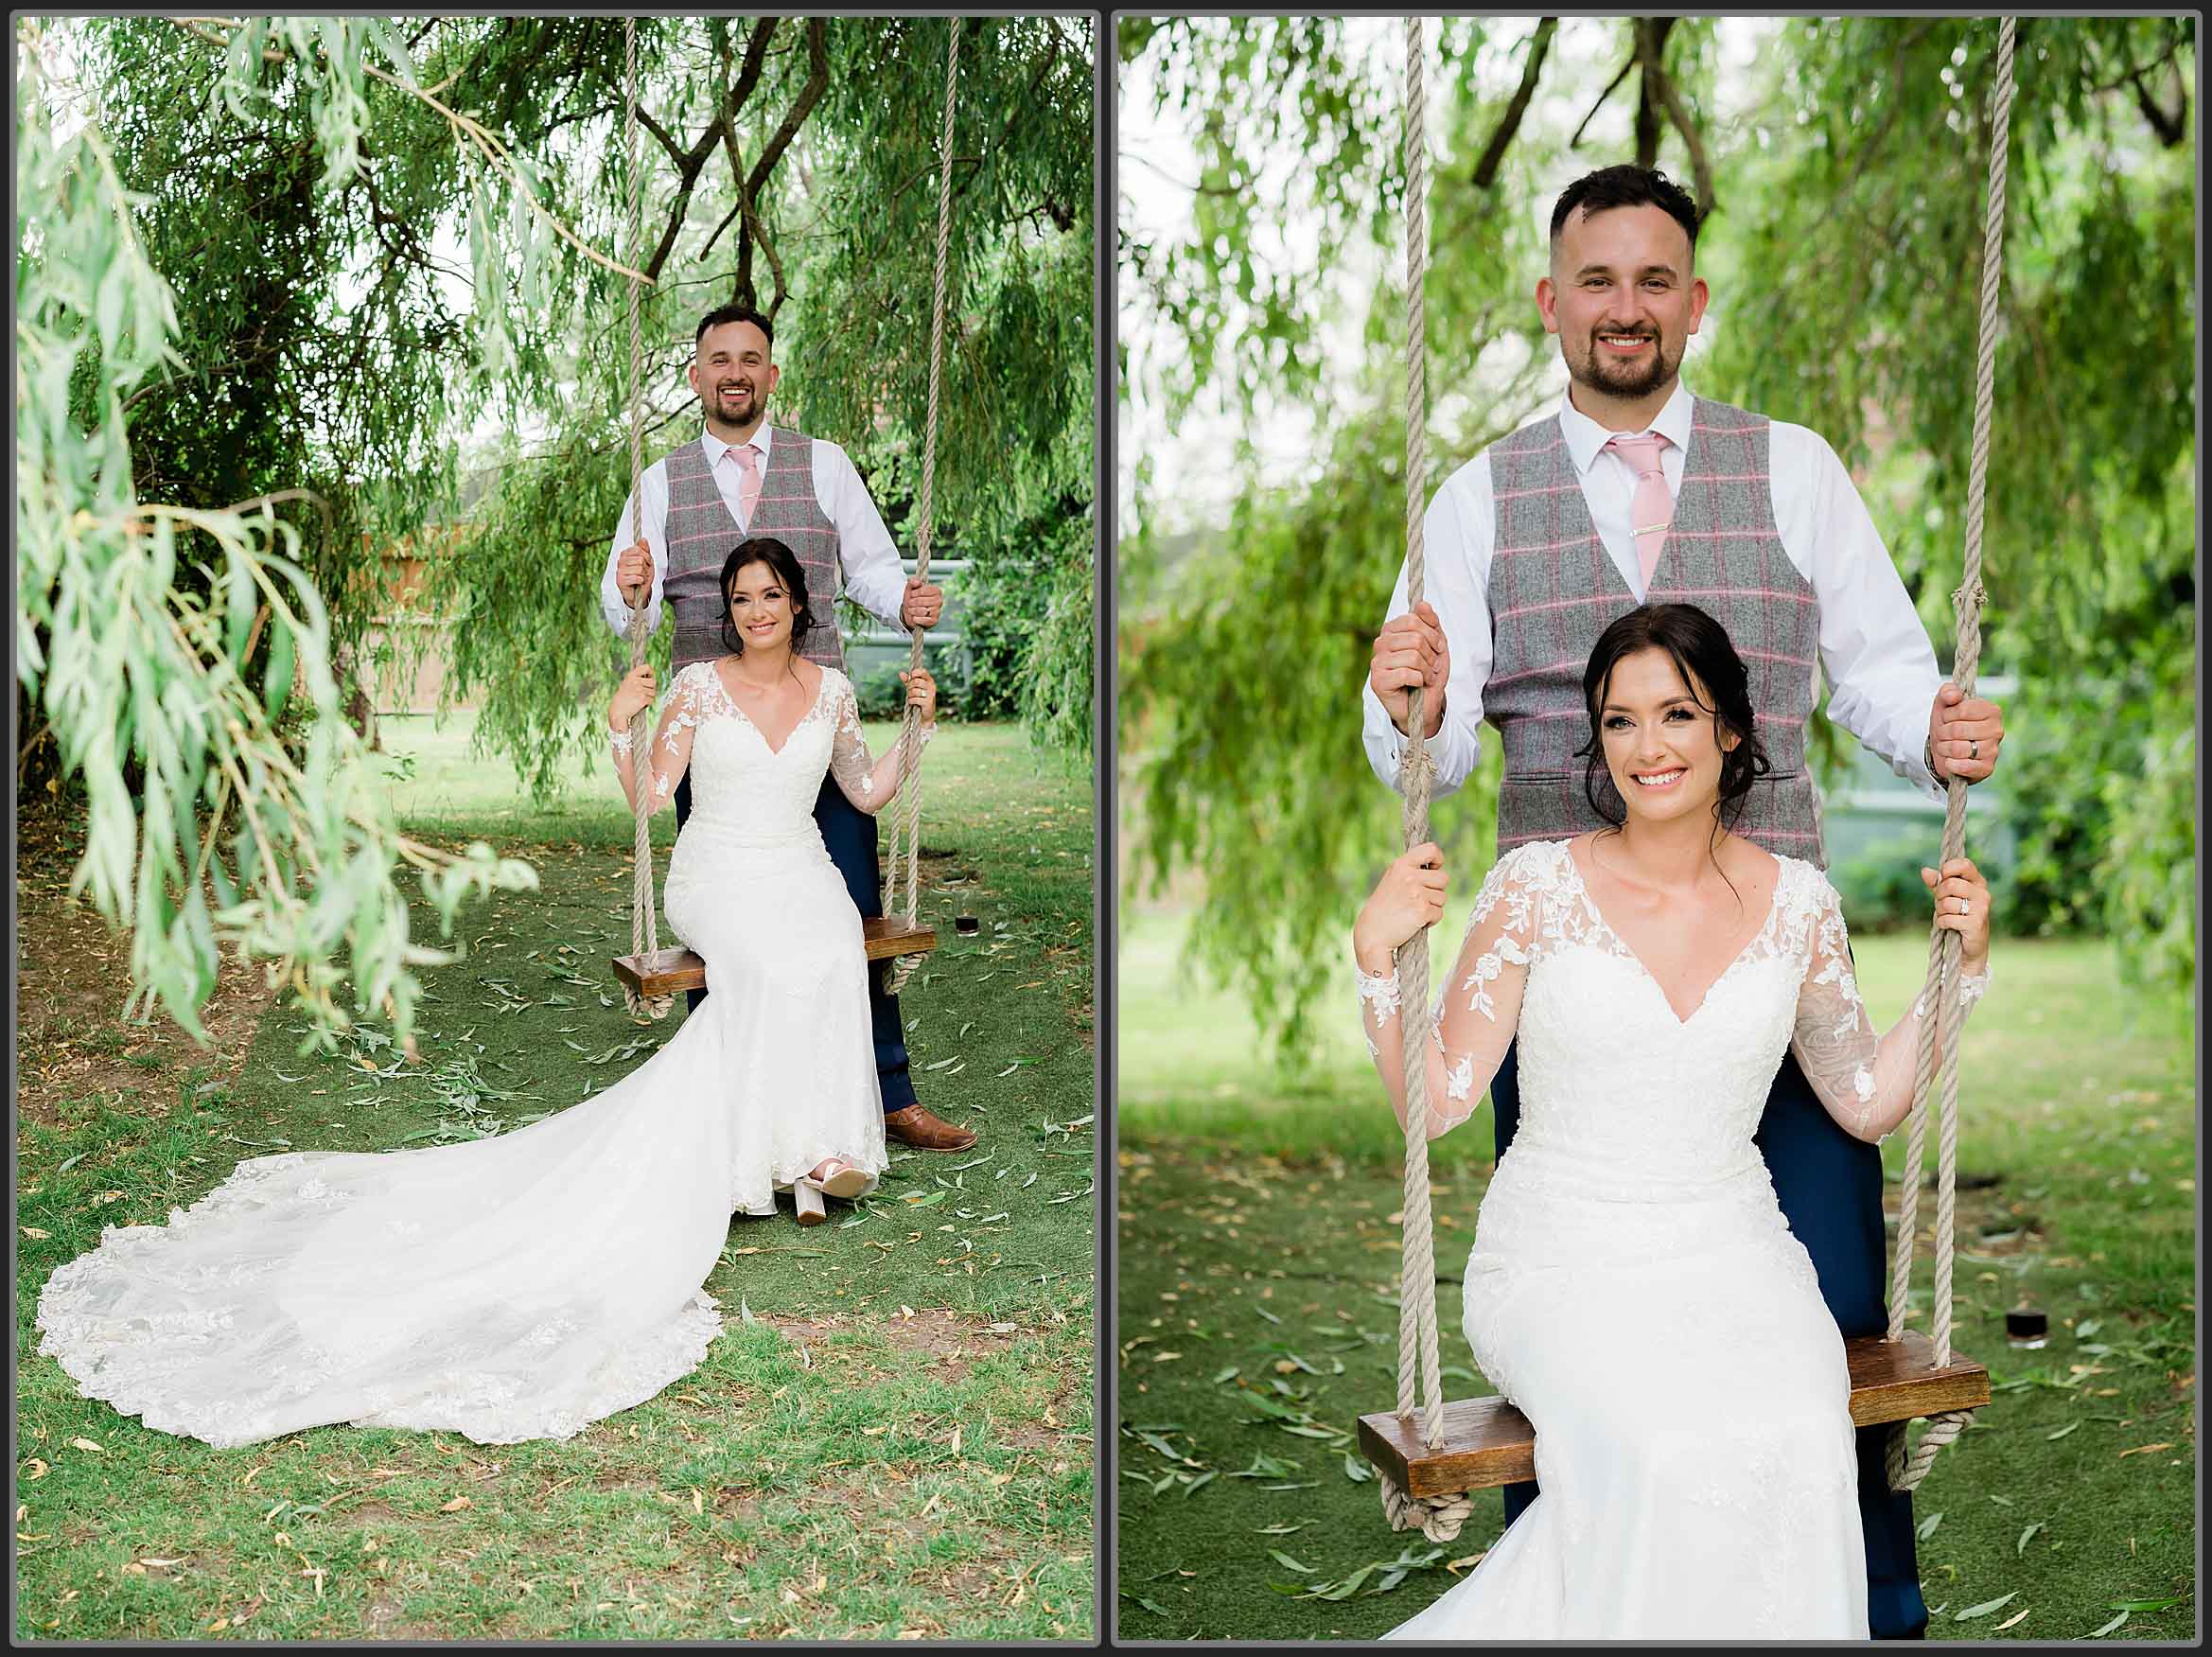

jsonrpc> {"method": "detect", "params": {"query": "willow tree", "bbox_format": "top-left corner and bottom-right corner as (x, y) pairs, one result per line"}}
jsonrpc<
(1119, 15), (2194, 1059)
(430, 16), (1096, 794)
(18, 14), (1096, 1047)
(50, 16), (1094, 802)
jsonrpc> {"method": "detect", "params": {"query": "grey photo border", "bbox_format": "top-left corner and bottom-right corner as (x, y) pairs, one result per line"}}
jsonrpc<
(1101, 5), (2205, 1648)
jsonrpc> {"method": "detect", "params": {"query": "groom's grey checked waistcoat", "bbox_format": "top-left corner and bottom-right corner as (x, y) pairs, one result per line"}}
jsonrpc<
(1483, 397), (1825, 865)
(661, 428), (845, 675)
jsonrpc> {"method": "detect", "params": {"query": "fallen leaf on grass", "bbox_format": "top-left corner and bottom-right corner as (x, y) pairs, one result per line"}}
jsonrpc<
(1956, 1592), (2019, 1621)
(2045, 1421), (2080, 1441)
(1916, 1511), (1943, 1541)
(1268, 1549), (1315, 1573)
(2088, 1611), (2129, 1636)
(69, 1437), (104, 1455)
(2107, 1596), (2187, 1612)
(1993, 1606), (2030, 1631)
(2115, 1443), (2174, 1457)
(2016, 1522), (2044, 1555)
(439, 1495), (471, 1512)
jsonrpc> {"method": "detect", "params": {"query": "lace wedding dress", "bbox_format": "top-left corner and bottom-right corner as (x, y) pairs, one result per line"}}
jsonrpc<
(1358, 837), (1989, 1640)
(37, 662), (909, 1449)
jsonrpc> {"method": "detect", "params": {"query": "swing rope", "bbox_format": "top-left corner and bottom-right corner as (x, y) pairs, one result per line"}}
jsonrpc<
(1885, 12), (2015, 1495)
(1378, 15), (2017, 1527)
(880, 18), (961, 999)
(619, 15), (674, 1024)
(1379, 15), (1474, 1547)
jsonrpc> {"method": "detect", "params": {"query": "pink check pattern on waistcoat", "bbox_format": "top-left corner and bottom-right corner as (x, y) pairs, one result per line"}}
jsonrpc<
(1483, 397), (1824, 863)
(662, 428), (844, 674)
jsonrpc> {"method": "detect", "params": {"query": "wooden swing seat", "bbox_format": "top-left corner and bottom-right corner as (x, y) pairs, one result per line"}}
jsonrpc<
(611, 917), (938, 998)
(1358, 1331), (1991, 1499)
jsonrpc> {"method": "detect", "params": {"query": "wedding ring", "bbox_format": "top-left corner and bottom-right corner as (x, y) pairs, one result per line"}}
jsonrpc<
(1957, 896), (1970, 916)
(1970, 739), (1979, 760)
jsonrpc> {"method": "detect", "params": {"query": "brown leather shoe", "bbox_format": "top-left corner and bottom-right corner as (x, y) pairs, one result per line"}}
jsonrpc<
(883, 1103), (977, 1152)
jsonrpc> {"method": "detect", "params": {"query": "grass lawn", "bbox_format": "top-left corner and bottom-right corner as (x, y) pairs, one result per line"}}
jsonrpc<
(1115, 907), (2195, 1641)
(16, 714), (1096, 1641)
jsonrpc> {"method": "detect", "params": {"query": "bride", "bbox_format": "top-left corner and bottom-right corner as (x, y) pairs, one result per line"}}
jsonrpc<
(35, 536), (935, 1449)
(1353, 602), (1992, 1639)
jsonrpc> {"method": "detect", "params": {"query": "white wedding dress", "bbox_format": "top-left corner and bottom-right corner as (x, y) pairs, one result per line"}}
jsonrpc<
(1359, 838), (1989, 1641)
(37, 661), (904, 1449)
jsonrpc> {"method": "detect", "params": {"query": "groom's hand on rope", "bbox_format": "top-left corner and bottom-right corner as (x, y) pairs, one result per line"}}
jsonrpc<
(901, 576), (943, 630)
(1355, 842), (1448, 966)
(1369, 603), (1449, 739)
(617, 540), (656, 608)
(1925, 682), (2004, 784)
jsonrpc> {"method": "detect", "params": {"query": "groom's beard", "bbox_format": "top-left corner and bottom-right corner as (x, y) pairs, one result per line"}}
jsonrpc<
(713, 381), (764, 425)
(1569, 328), (1680, 400)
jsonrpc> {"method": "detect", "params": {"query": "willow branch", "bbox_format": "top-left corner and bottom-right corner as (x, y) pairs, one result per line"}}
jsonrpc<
(744, 17), (827, 205)
(1569, 53), (1637, 150)
(164, 17), (651, 285)
(1470, 18), (1556, 190)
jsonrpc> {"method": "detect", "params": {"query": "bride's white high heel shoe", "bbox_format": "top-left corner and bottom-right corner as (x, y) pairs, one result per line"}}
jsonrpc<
(794, 1158), (870, 1225)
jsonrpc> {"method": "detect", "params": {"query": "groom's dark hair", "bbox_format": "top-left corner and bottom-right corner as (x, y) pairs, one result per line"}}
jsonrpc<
(1574, 602), (1772, 844)
(696, 303), (774, 351)
(719, 538), (816, 657)
(1550, 165), (1703, 256)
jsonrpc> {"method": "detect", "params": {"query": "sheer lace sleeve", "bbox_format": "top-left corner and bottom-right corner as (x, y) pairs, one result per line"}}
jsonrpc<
(1789, 872), (1993, 1142)
(1359, 846), (1544, 1141)
(609, 662), (709, 818)
(825, 671), (932, 817)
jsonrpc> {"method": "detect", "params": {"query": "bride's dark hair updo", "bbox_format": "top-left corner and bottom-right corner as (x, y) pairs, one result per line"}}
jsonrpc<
(1573, 602), (1772, 834)
(719, 538), (816, 656)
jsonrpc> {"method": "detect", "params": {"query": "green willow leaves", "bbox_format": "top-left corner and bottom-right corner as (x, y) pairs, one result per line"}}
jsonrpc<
(18, 18), (541, 1048)
(20, 15), (1095, 1044)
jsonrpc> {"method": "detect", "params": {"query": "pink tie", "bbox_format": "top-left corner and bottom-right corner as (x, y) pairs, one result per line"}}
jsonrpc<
(1607, 432), (1674, 590)
(729, 442), (763, 526)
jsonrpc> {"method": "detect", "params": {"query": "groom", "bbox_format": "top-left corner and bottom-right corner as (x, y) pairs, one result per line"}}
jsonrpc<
(600, 301), (977, 1154)
(1362, 166), (2007, 1640)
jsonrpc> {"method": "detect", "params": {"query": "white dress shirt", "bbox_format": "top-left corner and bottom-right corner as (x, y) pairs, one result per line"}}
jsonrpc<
(599, 423), (908, 640)
(1361, 379), (1943, 800)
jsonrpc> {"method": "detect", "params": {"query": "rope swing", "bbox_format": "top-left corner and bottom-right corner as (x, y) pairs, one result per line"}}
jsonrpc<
(610, 20), (961, 1008)
(1363, 16), (2016, 1533)
(880, 17), (962, 999)
(1378, 15), (1475, 1547)
(617, 14), (674, 1024)
(1884, 12), (2016, 1494)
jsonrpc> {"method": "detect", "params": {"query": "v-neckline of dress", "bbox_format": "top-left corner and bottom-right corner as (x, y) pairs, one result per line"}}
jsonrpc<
(1557, 837), (1785, 1028)
(705, 660), (828, 757)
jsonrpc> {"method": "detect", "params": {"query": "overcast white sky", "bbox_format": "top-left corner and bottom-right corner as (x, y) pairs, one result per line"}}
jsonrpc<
(1116, 16), (1776, 538)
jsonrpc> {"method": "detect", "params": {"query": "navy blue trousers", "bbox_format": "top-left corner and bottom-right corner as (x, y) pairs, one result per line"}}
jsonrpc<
(672, 769), (916, 1114)
(1488, 1040), (1928, 1640)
